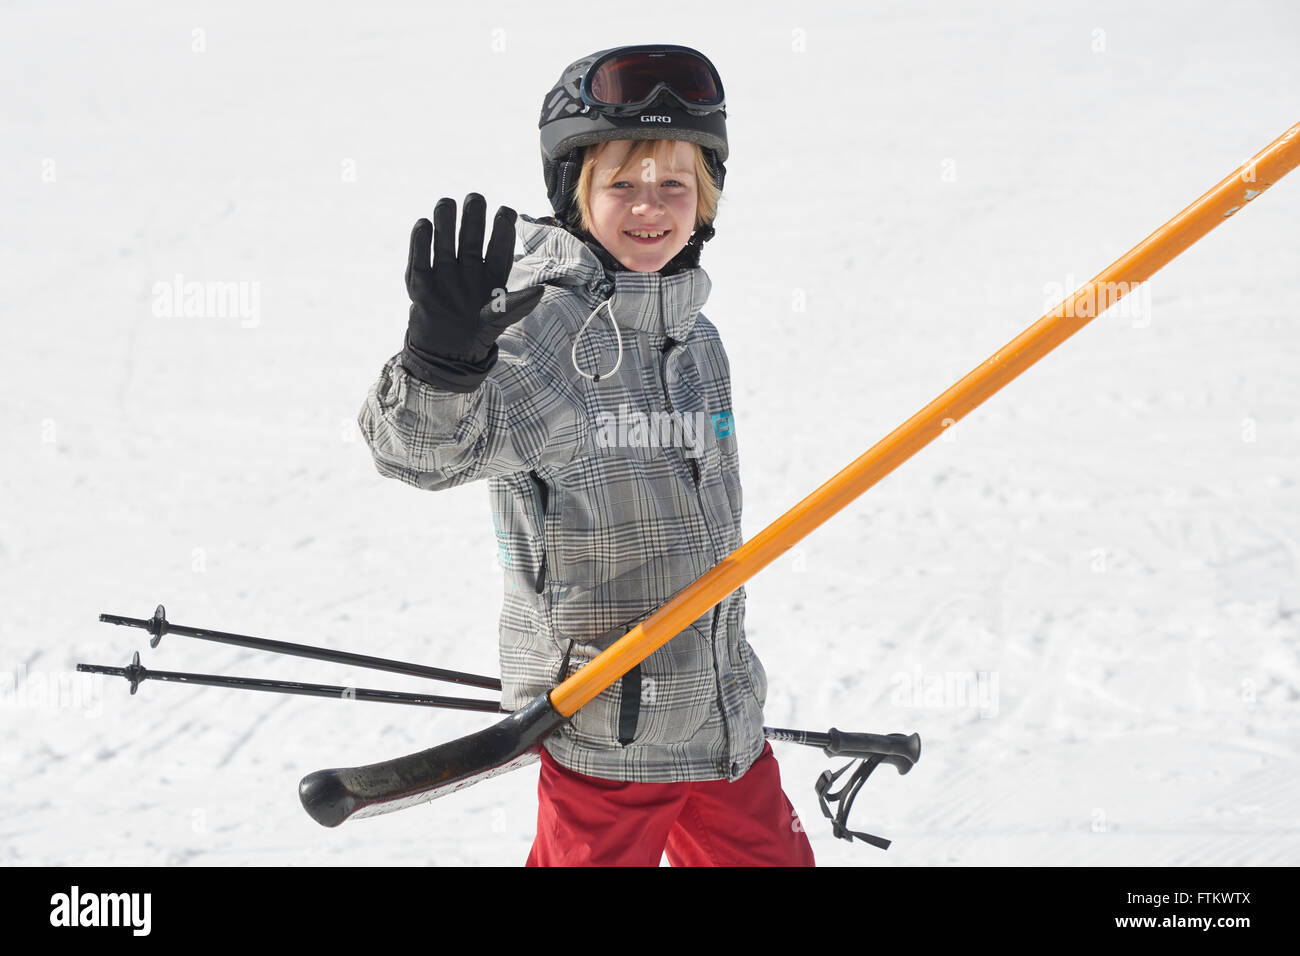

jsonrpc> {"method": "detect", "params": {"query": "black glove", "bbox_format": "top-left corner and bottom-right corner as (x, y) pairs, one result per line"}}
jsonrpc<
(401, 194), (545, 392)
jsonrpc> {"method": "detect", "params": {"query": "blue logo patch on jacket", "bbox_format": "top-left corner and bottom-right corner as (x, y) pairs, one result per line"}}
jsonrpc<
(711, 410), (734, 439)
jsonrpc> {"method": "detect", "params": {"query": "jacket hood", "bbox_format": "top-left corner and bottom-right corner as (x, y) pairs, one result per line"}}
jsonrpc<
(511, 214), (607, 296)
(511, 214), (712, 342)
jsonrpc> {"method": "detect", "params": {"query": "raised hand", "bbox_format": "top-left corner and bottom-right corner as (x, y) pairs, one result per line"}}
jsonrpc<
(402, 194), (544, 392)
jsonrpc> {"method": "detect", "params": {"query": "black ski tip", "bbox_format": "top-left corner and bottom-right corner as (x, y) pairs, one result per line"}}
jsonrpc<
(299, 769), (357, 828)
(297, 693), (565, 827)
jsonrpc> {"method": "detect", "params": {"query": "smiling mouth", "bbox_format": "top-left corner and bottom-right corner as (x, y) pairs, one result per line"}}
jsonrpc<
(624, 229), (671, 243)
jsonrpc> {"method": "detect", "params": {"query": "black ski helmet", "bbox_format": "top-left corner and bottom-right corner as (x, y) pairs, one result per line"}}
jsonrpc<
(538, 45), (728, 237)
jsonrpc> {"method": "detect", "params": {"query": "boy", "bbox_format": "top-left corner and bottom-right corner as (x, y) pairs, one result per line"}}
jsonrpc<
(360, 44), (813, 867)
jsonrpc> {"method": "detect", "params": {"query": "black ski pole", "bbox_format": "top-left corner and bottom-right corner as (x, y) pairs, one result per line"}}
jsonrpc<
(763, 725), (921, 768)
(78, 653), (506, 713)
(99, 605), (501, 691)
(82, 647), (918, 845)
(80, 650), (918, 768)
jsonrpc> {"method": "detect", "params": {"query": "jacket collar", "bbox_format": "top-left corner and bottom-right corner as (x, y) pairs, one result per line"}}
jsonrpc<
(515, 215), (711, 342)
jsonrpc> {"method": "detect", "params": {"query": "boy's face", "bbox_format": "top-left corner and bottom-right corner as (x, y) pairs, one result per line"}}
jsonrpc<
(585, 139), (698, 273)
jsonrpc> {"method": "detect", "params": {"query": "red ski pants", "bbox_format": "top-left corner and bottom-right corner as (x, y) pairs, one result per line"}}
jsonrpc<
(526, 742), (815, 867)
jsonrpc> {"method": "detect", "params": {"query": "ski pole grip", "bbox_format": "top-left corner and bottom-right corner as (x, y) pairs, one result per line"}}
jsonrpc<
(824, 728), (921, 765)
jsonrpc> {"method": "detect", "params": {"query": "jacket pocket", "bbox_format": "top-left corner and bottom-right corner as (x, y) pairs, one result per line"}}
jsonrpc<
(563, 617), (715, 752)
(528, 470), (550, 594)
(617, 665), (641, 746)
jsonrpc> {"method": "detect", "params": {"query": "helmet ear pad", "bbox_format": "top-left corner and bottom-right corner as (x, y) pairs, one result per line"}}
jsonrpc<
(544, 149), (587, 230)
(703, 150), (726, 195)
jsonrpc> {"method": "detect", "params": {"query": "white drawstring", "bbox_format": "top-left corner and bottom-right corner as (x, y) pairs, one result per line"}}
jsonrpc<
(570, 297), (624, 383)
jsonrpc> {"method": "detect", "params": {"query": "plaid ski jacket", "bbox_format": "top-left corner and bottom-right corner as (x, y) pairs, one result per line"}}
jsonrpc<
(359, 215), (767, 782)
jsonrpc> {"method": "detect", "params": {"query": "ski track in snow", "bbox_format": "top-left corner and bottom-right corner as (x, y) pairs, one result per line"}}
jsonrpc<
(3, 0), (1299, 866)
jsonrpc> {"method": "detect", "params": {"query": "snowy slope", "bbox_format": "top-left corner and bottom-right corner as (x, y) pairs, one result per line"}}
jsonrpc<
(2, 0), (1298, 866)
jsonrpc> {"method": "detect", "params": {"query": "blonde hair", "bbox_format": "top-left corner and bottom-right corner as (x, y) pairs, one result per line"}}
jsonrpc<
(573, 139), (721, 235)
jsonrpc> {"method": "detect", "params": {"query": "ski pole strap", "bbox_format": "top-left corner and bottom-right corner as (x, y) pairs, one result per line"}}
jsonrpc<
(815, 757), (892, 850)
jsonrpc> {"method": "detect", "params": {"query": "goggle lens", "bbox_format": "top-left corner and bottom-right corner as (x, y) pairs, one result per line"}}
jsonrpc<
(586, 50), (723, 108)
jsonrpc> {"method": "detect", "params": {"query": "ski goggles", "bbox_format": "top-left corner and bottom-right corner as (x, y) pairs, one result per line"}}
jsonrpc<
(580, 45), (725, 116)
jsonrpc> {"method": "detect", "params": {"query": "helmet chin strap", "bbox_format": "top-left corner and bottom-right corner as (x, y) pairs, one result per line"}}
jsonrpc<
(662, 222), (714, 272)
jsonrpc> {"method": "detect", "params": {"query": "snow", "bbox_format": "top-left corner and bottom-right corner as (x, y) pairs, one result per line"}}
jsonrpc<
(2, 0), (1297, 866)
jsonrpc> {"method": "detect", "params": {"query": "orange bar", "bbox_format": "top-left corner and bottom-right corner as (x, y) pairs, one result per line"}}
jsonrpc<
(549, 122), (1300, 719)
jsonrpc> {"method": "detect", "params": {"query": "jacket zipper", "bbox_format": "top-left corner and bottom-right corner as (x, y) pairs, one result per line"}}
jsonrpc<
(656, 337), (732, 776)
